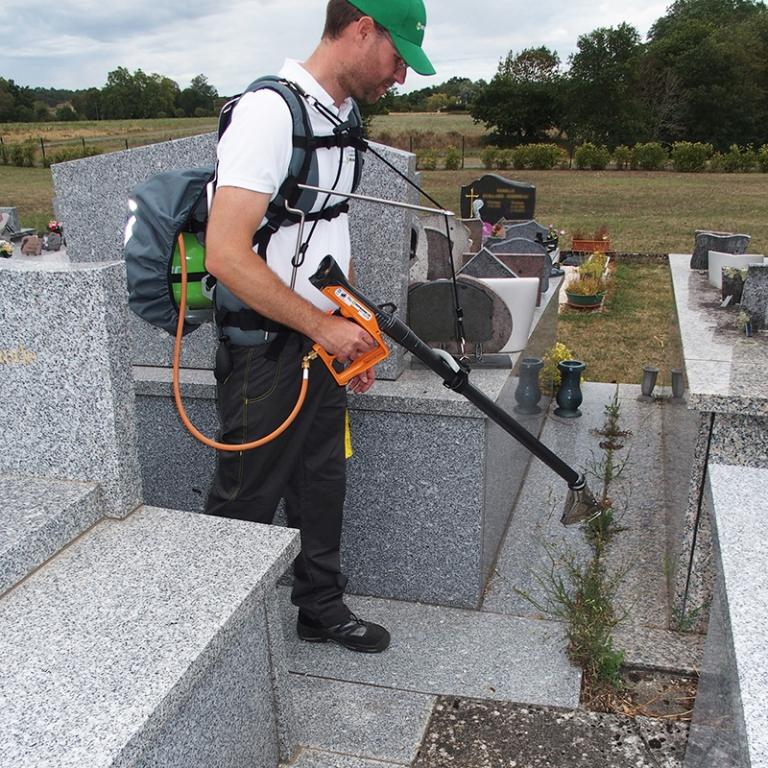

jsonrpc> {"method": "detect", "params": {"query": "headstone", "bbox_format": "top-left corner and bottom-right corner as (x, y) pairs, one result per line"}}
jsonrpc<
(691, 231), (750, 269)
(503, 219), (550, 242)
(407, 277), (513, 353)
(488, 237), (547, 256)
(52, 135), (414, 380)
(43, 232), (63, 251)
(460, 174), (536, 222)
(425, 226), (454, 280)
(0, 207), (20, 235)
(21, 235), (42, 256)
(460, 248), (518, 279)
(493, 253), (546, 305)
(741, 263), (768, 330)
(462, 219), (483, 254)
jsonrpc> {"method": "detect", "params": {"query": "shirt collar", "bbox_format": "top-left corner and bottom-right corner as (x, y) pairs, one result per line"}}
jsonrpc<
(278, 58), (354, 119)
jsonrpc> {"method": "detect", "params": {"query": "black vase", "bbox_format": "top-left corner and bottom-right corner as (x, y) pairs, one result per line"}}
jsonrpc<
(554, 360), (586, 418)
(514, 357), (544, 414)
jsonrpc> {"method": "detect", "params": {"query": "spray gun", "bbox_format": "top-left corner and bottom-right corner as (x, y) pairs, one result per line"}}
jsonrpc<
(308, 253), (601, 527)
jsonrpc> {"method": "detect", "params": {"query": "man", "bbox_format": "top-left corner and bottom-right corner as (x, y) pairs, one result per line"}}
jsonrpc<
(204, 0), (435, 653)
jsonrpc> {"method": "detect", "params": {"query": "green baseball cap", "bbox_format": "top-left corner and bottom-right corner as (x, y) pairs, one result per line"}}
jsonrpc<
(349, 0), (436, 76)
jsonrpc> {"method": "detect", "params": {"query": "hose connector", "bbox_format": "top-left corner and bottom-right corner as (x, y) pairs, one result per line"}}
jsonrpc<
(302, 349), (319, 369)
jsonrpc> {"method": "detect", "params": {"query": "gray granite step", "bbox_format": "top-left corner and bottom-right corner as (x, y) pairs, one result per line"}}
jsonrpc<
(0, 475), (102, 594)
(290, 676), (434, 765)
(287, 751), (399, 768)
(0, 505), (300, 768)
(279, 588), (581, 709)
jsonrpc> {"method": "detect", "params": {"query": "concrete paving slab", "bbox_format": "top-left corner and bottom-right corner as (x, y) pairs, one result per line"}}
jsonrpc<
(291, 675), (434, 764)
(280, 590), (581, 709)
(412, 697), (690, 768)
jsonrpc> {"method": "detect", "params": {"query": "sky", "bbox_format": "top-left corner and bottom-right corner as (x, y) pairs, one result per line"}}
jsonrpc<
(0, 0), (671, 97)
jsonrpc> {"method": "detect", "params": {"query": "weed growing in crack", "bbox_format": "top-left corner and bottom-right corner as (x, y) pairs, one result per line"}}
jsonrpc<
(517, 385), (630, 697)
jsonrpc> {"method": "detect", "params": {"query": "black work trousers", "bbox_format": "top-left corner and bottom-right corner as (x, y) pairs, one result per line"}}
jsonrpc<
(205, 333), (350, 627)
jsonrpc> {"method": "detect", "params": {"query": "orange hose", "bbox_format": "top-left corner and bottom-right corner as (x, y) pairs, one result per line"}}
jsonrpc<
(172, 234), (311, 451)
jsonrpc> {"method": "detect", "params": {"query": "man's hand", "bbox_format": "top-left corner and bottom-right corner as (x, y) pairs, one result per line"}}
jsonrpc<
(347, 366), (376, 394)
(314, 314), (375, 364)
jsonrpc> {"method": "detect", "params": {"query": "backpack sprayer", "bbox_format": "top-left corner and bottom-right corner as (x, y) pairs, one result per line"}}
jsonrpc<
(171, 182), (600, 526)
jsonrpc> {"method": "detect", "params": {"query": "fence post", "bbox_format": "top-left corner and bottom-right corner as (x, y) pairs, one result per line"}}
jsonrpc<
(125, 139), (129, 150)
(39, 138), (46, 166)
(409, 135), (413, 153)
(81, 137), (86, 152)
(461, 135), (465, 169)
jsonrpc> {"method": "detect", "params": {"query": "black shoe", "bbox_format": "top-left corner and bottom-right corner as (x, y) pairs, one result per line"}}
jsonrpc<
(297, 612), (390, 653)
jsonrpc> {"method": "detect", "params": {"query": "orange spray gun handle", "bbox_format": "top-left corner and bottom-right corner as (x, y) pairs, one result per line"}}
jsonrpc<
(312, 285), (390, 386)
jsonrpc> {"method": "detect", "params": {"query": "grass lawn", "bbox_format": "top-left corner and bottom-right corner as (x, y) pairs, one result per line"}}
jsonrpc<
(416, 169), (768, 254)
(558, 262), (683, 386)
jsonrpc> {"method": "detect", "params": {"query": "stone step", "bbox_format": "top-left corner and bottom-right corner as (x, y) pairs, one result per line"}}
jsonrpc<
(0, 475), (102, 594)
(279, 589), (581, 709)
(0, 506), (299, 768)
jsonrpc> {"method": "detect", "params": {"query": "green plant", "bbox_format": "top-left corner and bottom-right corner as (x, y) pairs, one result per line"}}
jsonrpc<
(758, 144), (768, 172)
(417, 149), (438, 170)
(9, 140), (37, 167)
(43, 145), (103, 167)
(495, 148), (513, 170)
(708, 152), (724, 172)
(480, 146), (498, 169)
(567, 274), (607, 296)
(721, 144), (756, 173)
(672, 599), (710, 633)
(612, 145), (632, 170)
(540, 342), (575, 394)
(444, 145), (461, 170)
(671, 141), (714, 172)
(574, 142), (610, 170)
(632, 142), (668, 171)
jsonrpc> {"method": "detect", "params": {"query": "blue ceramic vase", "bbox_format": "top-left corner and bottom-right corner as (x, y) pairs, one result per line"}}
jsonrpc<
(514, 357), (544, 415)
(554, 359), (586, 418)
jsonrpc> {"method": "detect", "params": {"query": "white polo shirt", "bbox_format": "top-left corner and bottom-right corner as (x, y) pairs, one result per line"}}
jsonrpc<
(216, 59), (358, 312)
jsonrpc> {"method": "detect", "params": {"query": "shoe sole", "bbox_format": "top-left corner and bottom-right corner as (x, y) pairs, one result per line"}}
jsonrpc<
(297, 627), (390, 653)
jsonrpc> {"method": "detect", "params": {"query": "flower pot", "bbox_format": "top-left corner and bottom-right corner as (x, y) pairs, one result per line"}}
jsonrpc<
(554, 359), (586, 418)
(514, 357), (544, 415)
(565, 291), (606, 308)
(572, 238), (610, 253)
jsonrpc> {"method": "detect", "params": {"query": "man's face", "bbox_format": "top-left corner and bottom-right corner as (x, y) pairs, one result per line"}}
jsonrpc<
(347, 28), (408, 104)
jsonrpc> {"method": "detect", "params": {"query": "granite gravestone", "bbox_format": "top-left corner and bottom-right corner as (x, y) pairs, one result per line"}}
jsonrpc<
(460, 175), (536, 222)
(460, 248), (517, 279)
(691, 231), (750, 270)
(741, 263), (768, 330)
(488, 238), (547, 256)
(407, 277), (512, 354)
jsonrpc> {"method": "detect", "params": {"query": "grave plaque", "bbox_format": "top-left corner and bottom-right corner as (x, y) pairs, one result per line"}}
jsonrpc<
(461, 174), (536, 222)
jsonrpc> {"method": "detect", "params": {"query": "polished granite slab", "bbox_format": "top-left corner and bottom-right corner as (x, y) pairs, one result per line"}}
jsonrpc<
(669, 254), (768, 415)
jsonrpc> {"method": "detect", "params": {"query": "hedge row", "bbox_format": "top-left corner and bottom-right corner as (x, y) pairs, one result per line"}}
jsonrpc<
(0, 139), (104, 167)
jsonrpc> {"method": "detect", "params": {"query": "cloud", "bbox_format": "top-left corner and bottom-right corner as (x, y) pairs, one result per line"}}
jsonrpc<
(0, 0), (670, 95)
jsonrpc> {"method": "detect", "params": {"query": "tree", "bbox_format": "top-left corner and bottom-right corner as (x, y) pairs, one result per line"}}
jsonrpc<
(565, 24), (647, 147)
(471, 47), (564, 145)
(178, 74), (218, 117)
(71, 88), (103, 121)
(645, 0), (768, 147)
